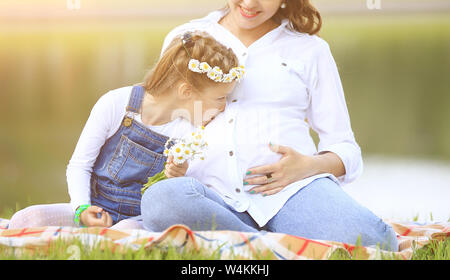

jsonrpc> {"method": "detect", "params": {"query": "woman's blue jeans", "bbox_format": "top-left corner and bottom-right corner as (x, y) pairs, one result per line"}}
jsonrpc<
(141, 177), (398, 251)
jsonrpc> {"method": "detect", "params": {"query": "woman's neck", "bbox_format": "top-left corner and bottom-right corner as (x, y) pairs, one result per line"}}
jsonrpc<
(219, 13), (279, 48)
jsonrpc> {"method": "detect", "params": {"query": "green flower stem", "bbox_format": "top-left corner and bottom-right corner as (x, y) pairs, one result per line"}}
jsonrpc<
(141, 170), (168, 195)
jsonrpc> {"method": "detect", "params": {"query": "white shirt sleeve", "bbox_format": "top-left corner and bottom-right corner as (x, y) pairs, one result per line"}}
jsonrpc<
(306, 39), (363, 185)
(66, 91), (126, 212)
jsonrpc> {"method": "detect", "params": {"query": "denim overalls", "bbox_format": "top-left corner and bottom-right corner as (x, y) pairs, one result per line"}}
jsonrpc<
(90, 85), (171, 224)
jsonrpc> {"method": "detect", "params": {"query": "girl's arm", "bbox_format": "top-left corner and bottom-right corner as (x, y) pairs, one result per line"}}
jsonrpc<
(66, 91), (125, 212)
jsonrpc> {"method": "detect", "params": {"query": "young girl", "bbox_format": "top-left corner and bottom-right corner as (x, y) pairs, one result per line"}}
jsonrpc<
(8, 31), (243, 229)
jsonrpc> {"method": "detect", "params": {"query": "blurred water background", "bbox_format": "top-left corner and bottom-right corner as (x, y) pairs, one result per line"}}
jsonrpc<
(0, 0), (449, 222)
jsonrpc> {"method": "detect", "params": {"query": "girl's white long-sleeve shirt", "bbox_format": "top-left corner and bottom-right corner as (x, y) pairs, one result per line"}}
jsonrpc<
(66, 86), (194, 212)
(161, 10), (364, 227)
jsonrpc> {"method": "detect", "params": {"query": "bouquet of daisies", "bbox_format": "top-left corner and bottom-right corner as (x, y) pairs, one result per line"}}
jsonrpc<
(141, 126), (208, 195)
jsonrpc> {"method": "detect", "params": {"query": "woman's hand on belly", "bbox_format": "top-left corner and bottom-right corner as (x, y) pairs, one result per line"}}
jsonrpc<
(244, 143), (346, 196)
(243, 143), (318, 196)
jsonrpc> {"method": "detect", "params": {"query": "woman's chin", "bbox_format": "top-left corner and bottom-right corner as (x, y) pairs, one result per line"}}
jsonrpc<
(236, 21), (262, 31)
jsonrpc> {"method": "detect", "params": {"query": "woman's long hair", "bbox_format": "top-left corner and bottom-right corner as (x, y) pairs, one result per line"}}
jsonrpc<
(274, 0), (322, 35)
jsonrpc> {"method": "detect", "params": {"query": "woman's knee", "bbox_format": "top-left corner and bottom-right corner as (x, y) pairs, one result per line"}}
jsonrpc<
(141, 177), (199, 227)
(142, 177), (205, 205)
(143, 177), (192, 202)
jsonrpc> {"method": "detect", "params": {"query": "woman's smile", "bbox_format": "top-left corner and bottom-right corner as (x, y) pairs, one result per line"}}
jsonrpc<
(225, 0), (283, 33)
(239, 5), (261, 19)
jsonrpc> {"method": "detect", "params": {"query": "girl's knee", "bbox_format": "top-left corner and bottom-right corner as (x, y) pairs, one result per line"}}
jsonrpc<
(9, 204), (74, 229)
(110, 219), (144, 230)
(9, 205), (47, 228)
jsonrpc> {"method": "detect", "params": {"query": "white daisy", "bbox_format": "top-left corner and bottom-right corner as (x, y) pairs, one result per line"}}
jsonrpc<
(199, 62), (212, 73)
(183, 146), (194, 158)
(188, 59), (202, 73)
(171, 143), (185, 158)
(207, 67), (223, 82)
(229, 68), (238, 78)
(173, 154), (186, 165)
(222, 73), (233, 83)
(232, 66), (245, 82)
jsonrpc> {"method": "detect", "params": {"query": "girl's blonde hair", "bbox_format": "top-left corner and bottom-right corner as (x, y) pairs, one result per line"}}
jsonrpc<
(143, 31), (239, 95)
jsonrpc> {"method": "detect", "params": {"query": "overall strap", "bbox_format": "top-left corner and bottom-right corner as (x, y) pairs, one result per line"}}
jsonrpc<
(126, 85), (145, 114)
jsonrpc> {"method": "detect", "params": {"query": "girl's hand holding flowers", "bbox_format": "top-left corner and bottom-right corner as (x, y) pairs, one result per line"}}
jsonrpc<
(164, 155), (189, 178)
(141, 126), (208, 194)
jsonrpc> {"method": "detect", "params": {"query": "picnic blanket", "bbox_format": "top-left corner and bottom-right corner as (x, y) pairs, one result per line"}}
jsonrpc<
(0, 218), (448, 260)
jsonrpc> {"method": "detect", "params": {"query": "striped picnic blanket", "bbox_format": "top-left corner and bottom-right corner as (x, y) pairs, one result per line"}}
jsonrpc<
(0, 218), (448, 260)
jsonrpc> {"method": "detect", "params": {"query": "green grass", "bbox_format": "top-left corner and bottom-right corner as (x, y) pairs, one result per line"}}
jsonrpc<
(0, 231), (273, 260)
(327, 238), (450, 260)
(1, 208), (449, 260)
(410, 239), (450, 260)
(0, 238), (224, 260)
(1, 208), (14, 220)
(0, 234), (448, 260)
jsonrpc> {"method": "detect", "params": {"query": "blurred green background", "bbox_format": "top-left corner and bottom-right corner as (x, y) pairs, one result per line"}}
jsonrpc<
(1, 0), (449, 214)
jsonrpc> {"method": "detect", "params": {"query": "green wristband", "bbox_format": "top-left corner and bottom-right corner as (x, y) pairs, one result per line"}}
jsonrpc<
(74, 204), (91, 227)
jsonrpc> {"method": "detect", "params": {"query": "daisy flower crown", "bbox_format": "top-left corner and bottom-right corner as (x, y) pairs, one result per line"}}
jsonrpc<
(181, 32), (245, 83)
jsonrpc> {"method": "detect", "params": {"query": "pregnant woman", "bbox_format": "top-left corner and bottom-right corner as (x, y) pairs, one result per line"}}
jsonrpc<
(141, 0), (398, 251)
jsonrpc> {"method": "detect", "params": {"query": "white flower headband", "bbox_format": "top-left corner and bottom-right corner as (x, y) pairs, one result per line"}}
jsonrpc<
(181, 32), (245, 83)
(188, 59), (245, 83)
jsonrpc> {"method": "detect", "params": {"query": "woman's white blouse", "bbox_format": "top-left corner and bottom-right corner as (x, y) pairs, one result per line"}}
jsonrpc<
(160, 9), (363, 227)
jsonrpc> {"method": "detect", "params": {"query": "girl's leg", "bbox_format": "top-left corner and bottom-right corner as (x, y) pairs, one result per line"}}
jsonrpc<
(8, 203), (76, 229)
(265, 178), (399, 251)
(110, 218), (145, 230)
(141, 177), (259, 232)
